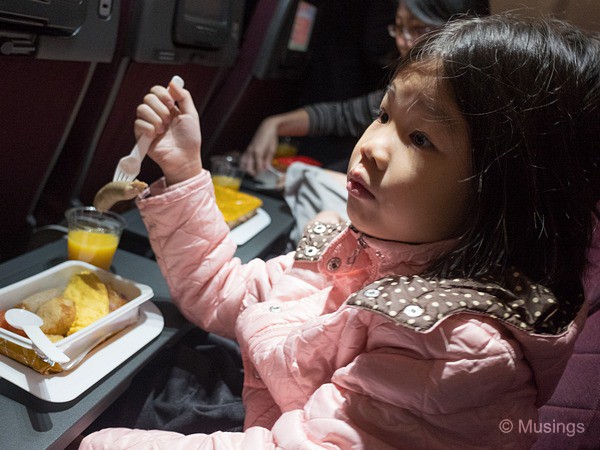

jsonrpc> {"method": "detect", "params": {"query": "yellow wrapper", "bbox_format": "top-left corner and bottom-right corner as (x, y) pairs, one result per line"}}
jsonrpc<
(0, 338), (62, 374)
(64, 271), (109, 335)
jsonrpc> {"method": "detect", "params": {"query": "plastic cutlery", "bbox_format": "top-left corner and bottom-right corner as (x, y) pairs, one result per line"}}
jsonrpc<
(113, 75), (185, 182)
(5, 308), (70, 364)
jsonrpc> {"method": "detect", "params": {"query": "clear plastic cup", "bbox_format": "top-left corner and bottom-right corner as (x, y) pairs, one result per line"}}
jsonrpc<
(65, 207), (126, 270)
(210, 155), (245, 191)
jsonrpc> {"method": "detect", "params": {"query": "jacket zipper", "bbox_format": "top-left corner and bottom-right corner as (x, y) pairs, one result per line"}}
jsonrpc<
(347, 234), (369, 265)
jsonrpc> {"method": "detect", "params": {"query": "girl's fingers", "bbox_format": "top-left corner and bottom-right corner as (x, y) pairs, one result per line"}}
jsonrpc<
(149, 85), (176, 111)
(167, 82), (198, 118)
(135, 82), (198, 144)
(135, 104), (165, 135)
(142, 92), (172, 126)
(134, 118), (156, 141)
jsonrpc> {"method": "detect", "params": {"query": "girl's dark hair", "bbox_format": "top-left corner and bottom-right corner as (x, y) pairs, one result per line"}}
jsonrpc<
(400, 15), (600, 299)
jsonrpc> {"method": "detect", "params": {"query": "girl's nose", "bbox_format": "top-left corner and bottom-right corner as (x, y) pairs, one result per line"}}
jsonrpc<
(359, 133), (391, 171)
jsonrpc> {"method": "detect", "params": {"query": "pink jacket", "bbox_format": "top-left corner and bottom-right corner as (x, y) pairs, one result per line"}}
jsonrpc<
(81, 171), (586, 449)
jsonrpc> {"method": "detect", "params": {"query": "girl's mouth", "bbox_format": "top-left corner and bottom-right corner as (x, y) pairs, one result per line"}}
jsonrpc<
(347, 174), (375, 200)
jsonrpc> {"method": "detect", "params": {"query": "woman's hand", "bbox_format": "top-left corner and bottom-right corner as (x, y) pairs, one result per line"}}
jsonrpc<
(241, 108), (310, 177)
(240, 116), (280, 177)
(135, 80), (202, 186)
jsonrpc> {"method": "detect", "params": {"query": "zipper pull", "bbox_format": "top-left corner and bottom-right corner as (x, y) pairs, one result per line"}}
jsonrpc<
(347, 234), (369, 265)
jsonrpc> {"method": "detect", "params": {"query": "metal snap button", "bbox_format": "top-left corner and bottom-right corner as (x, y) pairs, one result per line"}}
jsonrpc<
(304, 246), (318, 257)
(327, 257), (341, 271)
(364, 289), (381, 298)
(313, 224), (327, 234)
(403, 305), (424, 317)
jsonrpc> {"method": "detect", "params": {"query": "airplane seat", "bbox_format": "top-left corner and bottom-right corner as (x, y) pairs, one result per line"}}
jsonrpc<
(533, 218), (600, 448)
(0, 0), (121, 261)
(200, 0), (319, 159)
(0, 57), (91, 261)
(34, 0), (137, 227)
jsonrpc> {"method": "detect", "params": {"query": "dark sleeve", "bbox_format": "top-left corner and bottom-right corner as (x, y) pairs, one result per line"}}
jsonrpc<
(305, 90), (385, 137)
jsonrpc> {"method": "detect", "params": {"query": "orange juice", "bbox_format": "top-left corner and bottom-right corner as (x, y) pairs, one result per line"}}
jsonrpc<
(212, 175), (242, 190)
(275, 138), (298, 157)
(67, 230), (120, 270)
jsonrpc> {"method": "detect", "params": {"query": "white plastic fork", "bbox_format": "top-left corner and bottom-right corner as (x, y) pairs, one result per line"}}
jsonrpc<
(113, 75), (185, 182)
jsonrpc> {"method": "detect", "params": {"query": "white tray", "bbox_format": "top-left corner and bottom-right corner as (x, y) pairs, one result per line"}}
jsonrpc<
(0, 301), (164, 403)
(0, 261), (155, 362)
(229, 208), (271, 245)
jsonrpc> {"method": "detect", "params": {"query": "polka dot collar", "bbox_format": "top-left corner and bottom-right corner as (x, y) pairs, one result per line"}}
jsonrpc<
(346, 270), (582, 335)
(295, 221), (349, 262)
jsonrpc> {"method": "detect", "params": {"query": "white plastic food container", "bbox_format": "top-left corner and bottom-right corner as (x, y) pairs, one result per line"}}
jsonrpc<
(0, 260), (154, 374)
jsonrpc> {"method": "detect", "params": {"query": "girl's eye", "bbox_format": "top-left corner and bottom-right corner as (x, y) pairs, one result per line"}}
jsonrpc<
(376, 109), (390, 124)
(410, 131), (433, 148)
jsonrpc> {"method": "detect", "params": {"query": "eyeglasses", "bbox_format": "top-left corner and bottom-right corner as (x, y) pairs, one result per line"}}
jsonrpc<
(387, 23), (436, 42)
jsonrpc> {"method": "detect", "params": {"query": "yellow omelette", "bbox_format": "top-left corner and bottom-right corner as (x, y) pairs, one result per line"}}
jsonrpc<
(63, 271), (110, 335)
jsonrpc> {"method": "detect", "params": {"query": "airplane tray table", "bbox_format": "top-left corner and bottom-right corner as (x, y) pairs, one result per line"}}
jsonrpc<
(0, 240), (191, 450)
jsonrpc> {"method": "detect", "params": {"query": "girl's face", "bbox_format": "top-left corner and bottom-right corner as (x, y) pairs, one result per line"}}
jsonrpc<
(346, 68), (473, 243)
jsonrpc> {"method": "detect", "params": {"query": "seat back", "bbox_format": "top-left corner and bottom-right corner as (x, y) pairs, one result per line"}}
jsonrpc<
(200, 0), (304, 158)
(0, 0), (120, 260)
(533, 218), (600, 448)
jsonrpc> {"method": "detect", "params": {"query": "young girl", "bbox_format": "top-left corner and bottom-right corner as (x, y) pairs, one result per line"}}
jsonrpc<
(244, 0), (491, 243)
(81, 15), (600, 449)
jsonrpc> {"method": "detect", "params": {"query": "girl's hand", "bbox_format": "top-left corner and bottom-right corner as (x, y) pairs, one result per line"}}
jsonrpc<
(134, 80), (202, 186)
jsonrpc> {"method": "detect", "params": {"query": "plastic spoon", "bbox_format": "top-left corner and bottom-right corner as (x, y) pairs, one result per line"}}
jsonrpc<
(5, 309), (70, 364)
